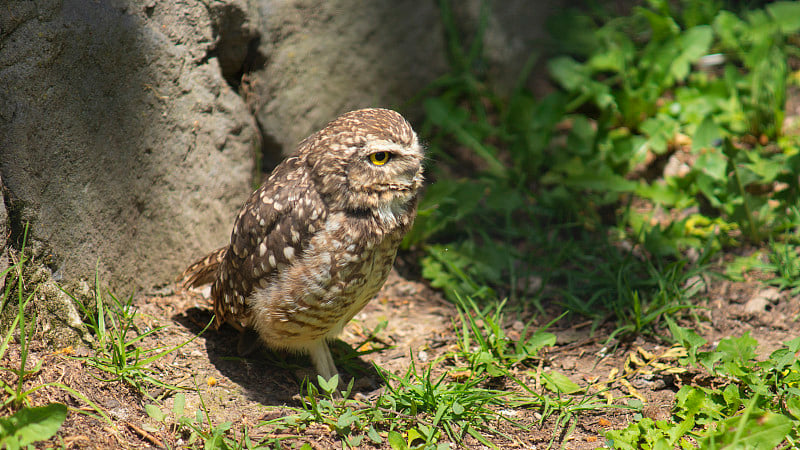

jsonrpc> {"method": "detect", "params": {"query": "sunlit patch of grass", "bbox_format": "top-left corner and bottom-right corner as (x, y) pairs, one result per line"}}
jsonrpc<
(67, 276), (211, 400)
(0, 225), (111, 446)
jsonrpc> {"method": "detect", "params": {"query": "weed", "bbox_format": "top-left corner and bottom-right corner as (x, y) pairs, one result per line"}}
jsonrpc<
(408, 0), (800, 446)
(607, 330), (800, 447)
(0, 225), (110, 440)
(451, 294), (556, 377)
(146, 389), (282, 449)
(726, 240), (800, 294)
(69, 273), (212, 399)
(375, 358), (513, 448)
(0, 403), (67, 449)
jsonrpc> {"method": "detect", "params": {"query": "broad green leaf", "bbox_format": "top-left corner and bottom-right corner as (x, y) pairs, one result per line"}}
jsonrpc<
(722, 384), (741, 411)
(641, 114), (680, 154)
(387, 430), (407, 450)
(694, 148), (727, 181)
(407, 428), (426, 447)
(542, 370), (581, 394)
(744, 152), (784, 183)
(0, 403), (67, 448)
(346, 434), (363, 447)
(787, 396), (800, 420)
(635, 181), (688, 206)
(702, 413), (793, 448)
(665, 316), (706, 366)
(144, 404), (165, 422)
(547, 56), (588, 91)
(767, 1), (800, 33)
(713, 10), (746, 51)
(316, 374), (338, 394)
(173, 393), (185, 417)
(692, 117), (722, 152)
(336, 410), (357, 429)
(785, 335), (800, 353)
(367, 426), (382, 444)
(516, 331), (556, 359)
(638, 7), (680, 41)
(671, 25), (713, 82)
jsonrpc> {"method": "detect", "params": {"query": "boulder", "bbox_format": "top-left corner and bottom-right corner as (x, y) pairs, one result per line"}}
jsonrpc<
(0, 0), (563, 300)
(244, 0), (449, 159)
(0, 0), (260, 294)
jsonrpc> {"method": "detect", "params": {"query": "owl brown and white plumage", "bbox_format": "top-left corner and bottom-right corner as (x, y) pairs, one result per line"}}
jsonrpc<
(180, 108), (424, 380)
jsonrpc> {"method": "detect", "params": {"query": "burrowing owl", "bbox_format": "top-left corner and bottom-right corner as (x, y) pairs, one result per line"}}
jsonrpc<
(180, 108), (424, 380)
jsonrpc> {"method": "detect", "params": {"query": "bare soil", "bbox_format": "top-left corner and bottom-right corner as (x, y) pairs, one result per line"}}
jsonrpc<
(3, 257), (799, 449)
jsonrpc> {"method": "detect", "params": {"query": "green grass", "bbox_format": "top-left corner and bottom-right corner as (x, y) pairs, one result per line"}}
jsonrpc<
(4, 0), (800, 447)
(607, 327), (800, 448)
(400, 0), (800, 447)
(0, 226), (110, 446)
(66, 273), (211, 400)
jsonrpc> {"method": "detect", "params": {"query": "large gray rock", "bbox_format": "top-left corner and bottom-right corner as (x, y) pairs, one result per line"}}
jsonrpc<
(0, 0), (259, 294)
(0, 0), (563, 300)
(245, 0), (449, 157)
(0, 175), (7, 293)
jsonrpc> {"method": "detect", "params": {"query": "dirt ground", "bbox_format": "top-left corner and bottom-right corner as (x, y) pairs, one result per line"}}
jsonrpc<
(3, 252), (799, 449)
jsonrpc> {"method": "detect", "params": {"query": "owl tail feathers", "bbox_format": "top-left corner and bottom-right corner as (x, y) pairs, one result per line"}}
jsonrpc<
(178, 246), (228, 289)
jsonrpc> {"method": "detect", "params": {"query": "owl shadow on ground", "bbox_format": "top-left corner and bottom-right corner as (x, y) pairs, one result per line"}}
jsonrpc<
(173, 306), (383, 405)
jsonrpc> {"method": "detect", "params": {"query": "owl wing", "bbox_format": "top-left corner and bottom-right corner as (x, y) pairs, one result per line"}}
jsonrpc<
(211, 156), (324, 327)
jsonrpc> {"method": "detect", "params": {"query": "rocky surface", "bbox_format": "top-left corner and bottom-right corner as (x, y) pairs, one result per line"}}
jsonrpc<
(0, 0), (259, 294)
(0, 0), (562, 316)
(244, 0), (449, 162)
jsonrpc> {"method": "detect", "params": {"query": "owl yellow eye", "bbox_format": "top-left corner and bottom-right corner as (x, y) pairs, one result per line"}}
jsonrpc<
(369, 152), (391, 165)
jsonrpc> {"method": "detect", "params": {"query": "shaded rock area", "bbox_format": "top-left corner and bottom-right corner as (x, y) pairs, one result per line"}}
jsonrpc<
(0, 175), (7, 293)
(1, 0), (259, 294)
(243, 0), (449, 161)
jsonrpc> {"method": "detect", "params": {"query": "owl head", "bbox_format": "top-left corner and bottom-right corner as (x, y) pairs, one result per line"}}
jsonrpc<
(302, 108), (425, 221)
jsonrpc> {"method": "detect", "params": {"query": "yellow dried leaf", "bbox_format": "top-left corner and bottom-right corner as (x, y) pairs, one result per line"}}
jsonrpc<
(54, 346), (74, 355)
(651, 362), (673, 371)
(357, 342), (374, 352)
(629, 352), (646, 367)
(449, 370), (472, 381)
(619, 378), (646, 403)
(637, 347), (656, 360)
(662, 346), (688, 359)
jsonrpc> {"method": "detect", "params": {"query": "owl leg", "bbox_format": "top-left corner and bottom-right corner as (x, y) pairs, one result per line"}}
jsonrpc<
(237, 328), (262, 356)
(309, 341), (338, 382)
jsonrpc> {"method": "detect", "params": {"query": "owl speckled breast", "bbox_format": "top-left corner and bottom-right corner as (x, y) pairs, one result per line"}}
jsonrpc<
(248, 209), (413, 350)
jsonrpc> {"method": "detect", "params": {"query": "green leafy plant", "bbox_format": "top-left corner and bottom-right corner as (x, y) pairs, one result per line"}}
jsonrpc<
(545, 1), (800, 249)
(451, 294), (556, 377)
(0, 403), (67, 449)
(375, 358), (511, 448)
(726, 240), (800, 293)
(272, 361), (519, 449)
(146, 390), (274, 449)
(0, 225), (111, 434)
(607, 334), (800, 448)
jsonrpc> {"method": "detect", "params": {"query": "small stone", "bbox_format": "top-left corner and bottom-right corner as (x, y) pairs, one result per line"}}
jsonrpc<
(744, 287), (780, 314)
